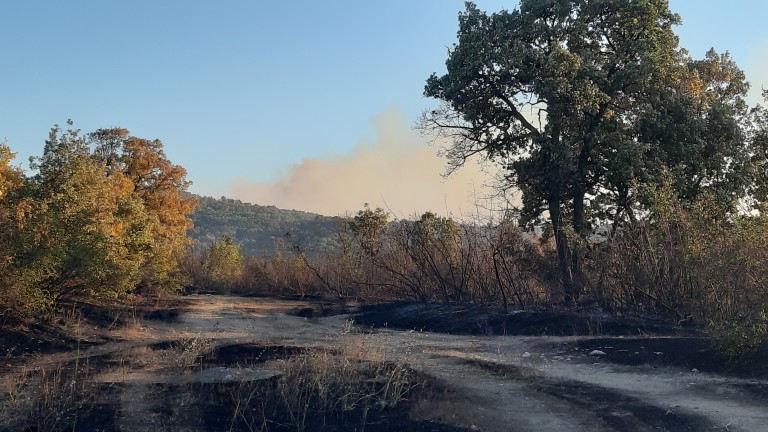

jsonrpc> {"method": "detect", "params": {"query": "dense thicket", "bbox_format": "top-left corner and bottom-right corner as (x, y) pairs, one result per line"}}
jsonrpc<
(0, 123), (195, 317)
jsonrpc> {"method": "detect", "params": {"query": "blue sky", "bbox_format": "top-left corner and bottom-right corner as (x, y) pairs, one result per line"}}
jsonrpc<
(2, 1), (767, 216)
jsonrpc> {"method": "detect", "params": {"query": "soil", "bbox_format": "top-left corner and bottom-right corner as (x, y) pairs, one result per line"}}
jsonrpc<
(2, 295), (767, 431)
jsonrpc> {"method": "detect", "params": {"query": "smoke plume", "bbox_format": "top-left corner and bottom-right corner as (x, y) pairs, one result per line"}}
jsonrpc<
(228, 108), (498, 218)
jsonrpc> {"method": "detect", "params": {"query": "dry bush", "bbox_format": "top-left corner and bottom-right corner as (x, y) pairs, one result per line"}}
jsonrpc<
(303, 215), (557, 308)
(240, 255), (321, 297)
(184, 210), (555, 310)
(599, 191), (768, 359)
(164, 336), (215, 373)
(225, 334), (423, 432)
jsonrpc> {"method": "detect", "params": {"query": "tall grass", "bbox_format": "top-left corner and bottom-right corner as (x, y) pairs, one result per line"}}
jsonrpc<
(0, 359), (95, 431)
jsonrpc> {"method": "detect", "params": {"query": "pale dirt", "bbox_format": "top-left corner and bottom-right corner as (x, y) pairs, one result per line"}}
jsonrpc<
(6, 295), (768, 431)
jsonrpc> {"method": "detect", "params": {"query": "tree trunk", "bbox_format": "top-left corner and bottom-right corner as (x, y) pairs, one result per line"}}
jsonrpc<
(548, 197), (574, 306)
(570, 181), (585, 306)
(546, 127), (575, 306)
(568, 133), (598, 307)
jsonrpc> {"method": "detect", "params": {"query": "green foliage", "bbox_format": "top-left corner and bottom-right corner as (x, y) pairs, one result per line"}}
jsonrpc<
(421, 1), (753, 304)
(749, 90), (768, 209)
(0, 141), (22, 201)
(349, 204), (389, 258)
(204, 236), (244, 292)
(0, 142), (28, 315)
(709, 311), (767, 363)
(13, 125), (151, 305)
(1, 123), (195, 315)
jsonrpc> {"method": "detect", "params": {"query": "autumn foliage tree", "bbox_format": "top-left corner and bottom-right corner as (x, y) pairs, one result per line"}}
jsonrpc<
(0, 122), (195, 315)
(89, 128), (196, 292)
(9, 125), (149, 306)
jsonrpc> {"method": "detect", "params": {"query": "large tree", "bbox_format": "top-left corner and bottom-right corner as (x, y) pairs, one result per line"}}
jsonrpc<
(89, 128), (197, 292)
(421, 1), (751, 304)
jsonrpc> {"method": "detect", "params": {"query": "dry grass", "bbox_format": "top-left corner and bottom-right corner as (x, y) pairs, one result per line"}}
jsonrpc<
(0, 359), (96, 431)
(224, 333), (424, 432)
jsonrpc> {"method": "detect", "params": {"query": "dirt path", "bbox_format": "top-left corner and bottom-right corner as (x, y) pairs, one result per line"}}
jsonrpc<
(5, 295), (767, 431)
(155, 295), (768, 432)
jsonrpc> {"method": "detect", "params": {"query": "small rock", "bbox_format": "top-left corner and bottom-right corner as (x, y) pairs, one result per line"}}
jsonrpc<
(654, 352), (664, 355)
(522, 352), (531, 358)
(691, 368), (700, 373)
(589, 350), (606, 356)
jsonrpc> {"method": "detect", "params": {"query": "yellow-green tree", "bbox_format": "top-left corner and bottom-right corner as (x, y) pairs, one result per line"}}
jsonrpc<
(0, 141), (25, 313)
(349, 204), (388, 258)
(204, 235), (244, 292)
(14, 124), (151, 305)
(0, 141), (22, 201)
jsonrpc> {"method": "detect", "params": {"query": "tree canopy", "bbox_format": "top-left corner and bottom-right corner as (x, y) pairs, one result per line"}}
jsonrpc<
(0, 123), (195, 314)
(421, 0), (754, 304)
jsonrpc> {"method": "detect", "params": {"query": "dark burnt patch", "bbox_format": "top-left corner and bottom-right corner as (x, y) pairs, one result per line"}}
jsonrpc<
(462, 357), (527, 379)
(205, 343), (308, 367)
(192, 372), (469, 432)
(289, 302), (355, 319)
(354, 302), (687, 337)
(533, 379), (714, 432)
(731, 382), (768, 404)
(142, 309), (181, 322)
(571, 337), (768, 379)
(0, 320), (101, 369)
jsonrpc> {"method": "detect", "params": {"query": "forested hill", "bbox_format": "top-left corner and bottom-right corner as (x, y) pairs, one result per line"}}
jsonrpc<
(188, 195), (341, 257)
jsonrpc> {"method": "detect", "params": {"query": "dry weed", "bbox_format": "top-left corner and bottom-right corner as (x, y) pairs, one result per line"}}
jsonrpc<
(226, 333), (423, 432)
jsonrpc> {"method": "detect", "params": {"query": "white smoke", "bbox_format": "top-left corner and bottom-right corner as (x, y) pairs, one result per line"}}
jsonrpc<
(228, 107), (500, 218)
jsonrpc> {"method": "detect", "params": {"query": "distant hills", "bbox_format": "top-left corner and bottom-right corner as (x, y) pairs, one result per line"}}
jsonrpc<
(188, 195), (342, 257)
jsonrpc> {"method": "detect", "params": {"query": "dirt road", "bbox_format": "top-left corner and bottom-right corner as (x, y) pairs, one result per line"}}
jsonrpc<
(4, 295), (767, 431)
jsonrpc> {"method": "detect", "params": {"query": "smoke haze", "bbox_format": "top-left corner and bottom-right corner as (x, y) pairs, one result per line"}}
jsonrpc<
(228, 108), (499, 218)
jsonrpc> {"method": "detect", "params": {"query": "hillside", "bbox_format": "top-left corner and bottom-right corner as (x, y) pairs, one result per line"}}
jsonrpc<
(188, 195), (342, 257)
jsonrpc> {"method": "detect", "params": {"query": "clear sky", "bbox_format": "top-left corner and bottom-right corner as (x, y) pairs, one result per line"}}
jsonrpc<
(2, 1), (767, 217)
